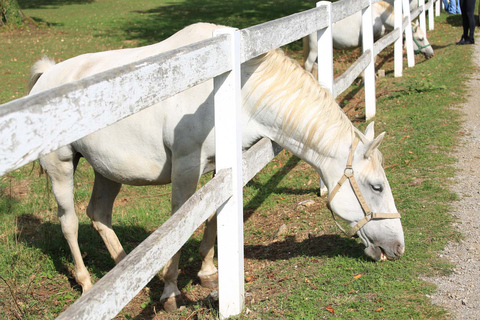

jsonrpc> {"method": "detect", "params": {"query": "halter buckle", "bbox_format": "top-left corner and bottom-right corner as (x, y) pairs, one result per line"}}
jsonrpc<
(344, 166), (354, 177)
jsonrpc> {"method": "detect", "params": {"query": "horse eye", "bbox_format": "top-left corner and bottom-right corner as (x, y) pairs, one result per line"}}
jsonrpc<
(371, 184), (383, 193)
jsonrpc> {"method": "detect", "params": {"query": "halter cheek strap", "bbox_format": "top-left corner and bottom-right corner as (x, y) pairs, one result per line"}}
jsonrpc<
(413, 37), (432, 55)
(328, 137), (401, 238)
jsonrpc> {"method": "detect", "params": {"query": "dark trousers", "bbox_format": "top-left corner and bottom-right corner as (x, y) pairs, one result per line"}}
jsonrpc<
(460, 0), (477, 40)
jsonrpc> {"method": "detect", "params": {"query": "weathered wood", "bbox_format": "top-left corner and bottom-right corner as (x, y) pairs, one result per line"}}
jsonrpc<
(317, 1), (334, 95)
(374, 28), (401, 56)
(333, 50), (371, 98)
(410, 6), (423, 22)
(403, 0), (415, 67)
(0, 35), (231, 176)
(56, 168), (233, 320)
(394, 0), (403, 77)
(331, 0), (369, 23)
(242, 138), (283, 185)
(362, 0), (376, 120)
(213, 28), (244, 319)
(240, 6), (328, 61)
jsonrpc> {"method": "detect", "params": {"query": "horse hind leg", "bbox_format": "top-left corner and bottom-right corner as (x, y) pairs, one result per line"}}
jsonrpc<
(86, 171), (126, 264)
(197, 212), (218, 288)
(40, 148), (93, 292)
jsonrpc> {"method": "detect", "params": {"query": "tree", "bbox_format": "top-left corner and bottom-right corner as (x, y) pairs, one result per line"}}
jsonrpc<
(1, 0), (25, 27)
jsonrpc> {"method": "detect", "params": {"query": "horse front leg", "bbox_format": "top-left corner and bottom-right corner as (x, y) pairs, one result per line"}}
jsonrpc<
(160, 156), (203, 312)
(198, 212), (218, 288)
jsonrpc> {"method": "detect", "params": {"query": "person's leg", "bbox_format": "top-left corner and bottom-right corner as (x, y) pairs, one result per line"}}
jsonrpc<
(443, 0), (450, 11)
(466, 0), (476, 42)
(450, 0), (457, 13)
(461, 0), (469, 40)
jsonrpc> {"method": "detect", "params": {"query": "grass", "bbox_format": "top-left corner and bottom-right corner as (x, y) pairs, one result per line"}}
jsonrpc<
(0, 1), (474, 319)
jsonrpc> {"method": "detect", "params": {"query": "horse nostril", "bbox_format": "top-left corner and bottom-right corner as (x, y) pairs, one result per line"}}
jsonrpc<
(396, 242), (405, 256)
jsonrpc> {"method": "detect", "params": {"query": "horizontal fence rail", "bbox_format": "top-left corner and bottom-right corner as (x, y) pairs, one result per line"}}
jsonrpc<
(0, 0), (440, 318)
(0, 36), (232, 176)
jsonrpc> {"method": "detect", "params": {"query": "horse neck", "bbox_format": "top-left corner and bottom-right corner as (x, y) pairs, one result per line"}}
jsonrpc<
(242, 50), (355, 179)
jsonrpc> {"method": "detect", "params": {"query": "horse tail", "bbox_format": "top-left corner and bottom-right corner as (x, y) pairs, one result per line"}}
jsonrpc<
(27, 56), (56, 93)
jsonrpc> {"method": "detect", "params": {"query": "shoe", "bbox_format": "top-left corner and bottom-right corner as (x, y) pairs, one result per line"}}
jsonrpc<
(456, 36), (467, 45)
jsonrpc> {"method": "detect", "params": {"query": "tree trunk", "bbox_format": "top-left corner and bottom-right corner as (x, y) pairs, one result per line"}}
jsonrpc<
(0, 0), (24, 26)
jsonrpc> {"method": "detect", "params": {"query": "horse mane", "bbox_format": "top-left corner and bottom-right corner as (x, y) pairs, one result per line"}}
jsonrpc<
(245, 49), (354, 157)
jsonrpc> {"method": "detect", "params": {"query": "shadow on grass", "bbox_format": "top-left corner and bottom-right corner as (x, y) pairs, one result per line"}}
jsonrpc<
(18, 0), (95, 9)
(445, 13), (463, 27)
(119, 0), (316, 46)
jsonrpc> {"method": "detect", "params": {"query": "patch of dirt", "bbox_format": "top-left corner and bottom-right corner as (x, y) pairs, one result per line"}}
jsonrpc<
(422, 42), (480, 318)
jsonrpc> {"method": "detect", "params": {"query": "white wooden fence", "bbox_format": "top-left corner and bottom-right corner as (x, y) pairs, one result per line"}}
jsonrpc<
(0, 0), (439, 318)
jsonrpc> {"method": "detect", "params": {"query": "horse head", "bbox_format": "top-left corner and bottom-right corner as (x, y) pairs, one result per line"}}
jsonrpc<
(326, 122), (405, 261)
(412, 21), (434, 59)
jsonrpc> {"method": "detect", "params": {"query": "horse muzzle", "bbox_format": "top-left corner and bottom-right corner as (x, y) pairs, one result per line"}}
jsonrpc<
(364, 240), (405, 261)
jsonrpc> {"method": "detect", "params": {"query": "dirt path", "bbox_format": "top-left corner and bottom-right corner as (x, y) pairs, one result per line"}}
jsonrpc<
(424, 43), (480, 319)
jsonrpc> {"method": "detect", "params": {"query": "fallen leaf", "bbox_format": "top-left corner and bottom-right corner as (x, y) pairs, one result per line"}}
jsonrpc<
(348, 290), (358, 294)
(353, 273), (363, 279)
(375, 307), (384, 312)
(325, 305), (335, 314)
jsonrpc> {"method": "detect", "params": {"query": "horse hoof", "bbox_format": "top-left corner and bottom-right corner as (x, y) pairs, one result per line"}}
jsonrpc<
(161, 295), (184, 313)
(199, 273), (218, 288)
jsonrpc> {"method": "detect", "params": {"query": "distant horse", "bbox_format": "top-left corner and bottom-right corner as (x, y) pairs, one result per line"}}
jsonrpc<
(303, 0), (434, 73)
(29, 22), (405, 312)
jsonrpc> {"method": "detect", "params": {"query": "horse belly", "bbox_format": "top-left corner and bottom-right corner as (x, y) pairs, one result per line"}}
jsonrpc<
(73, 109), (173, 186)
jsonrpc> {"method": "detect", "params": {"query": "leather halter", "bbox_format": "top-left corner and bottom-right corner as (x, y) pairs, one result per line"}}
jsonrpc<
(327, 136), (401, 238)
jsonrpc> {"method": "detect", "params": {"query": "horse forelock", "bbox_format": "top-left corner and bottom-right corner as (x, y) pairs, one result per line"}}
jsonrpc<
(245, 49), (354, 157)
(358, 148), (385, 182)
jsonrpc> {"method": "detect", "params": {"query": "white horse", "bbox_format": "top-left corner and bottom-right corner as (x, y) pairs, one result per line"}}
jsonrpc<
(29, 22), (405, 312)
(303, 1), (434, 73)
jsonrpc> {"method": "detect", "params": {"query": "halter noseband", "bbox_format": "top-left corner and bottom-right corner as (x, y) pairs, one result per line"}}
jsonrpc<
(327, 136), (401, 238)
(413, 37), (432, 55)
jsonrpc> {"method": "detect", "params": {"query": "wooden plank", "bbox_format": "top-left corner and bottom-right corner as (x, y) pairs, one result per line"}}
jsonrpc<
(410, 6), (423, 21)
(394, 0), (403, 77)
(332, 0), (369, 23)
(240, 6), (328, 61)
(374, 28), (401, 56)
(333, 50), (371, 98)
(362, 0), (376, 120)
(316, 1), (334, 94)
(419, 0), (427, 33)
(0, 36), (231, 176)
(242, 138), (283, 185)
(56, 168), (233, 320)
(403, 0), (415, 67)
(213, 28), (244, 319)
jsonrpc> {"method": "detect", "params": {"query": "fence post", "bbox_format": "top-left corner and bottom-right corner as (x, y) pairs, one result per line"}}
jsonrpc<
(362, 0), (376, 120)
(315, 0), (332, 196)
(419, 0), (427, 33)
(316, 1), (334, 95)
(213, 28), (244, 319)
(428, 0), (435, 30)
(403, 0), (415, 67)
(436, 0), (442, 15)
(394, 0), (403, 77)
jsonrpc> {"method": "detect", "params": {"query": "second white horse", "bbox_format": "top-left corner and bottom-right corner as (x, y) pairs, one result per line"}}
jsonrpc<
(303, 1), (434, 73)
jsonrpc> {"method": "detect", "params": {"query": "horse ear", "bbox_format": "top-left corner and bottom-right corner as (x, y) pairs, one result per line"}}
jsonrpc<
(364, 132), (385, 159)
(364, 122), (375, 141)
(354, 127), (368, 144)
(412, 20), (419, 30)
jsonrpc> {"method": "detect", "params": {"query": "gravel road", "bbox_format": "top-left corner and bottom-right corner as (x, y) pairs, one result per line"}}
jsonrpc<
(423, 42), (480, 319)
